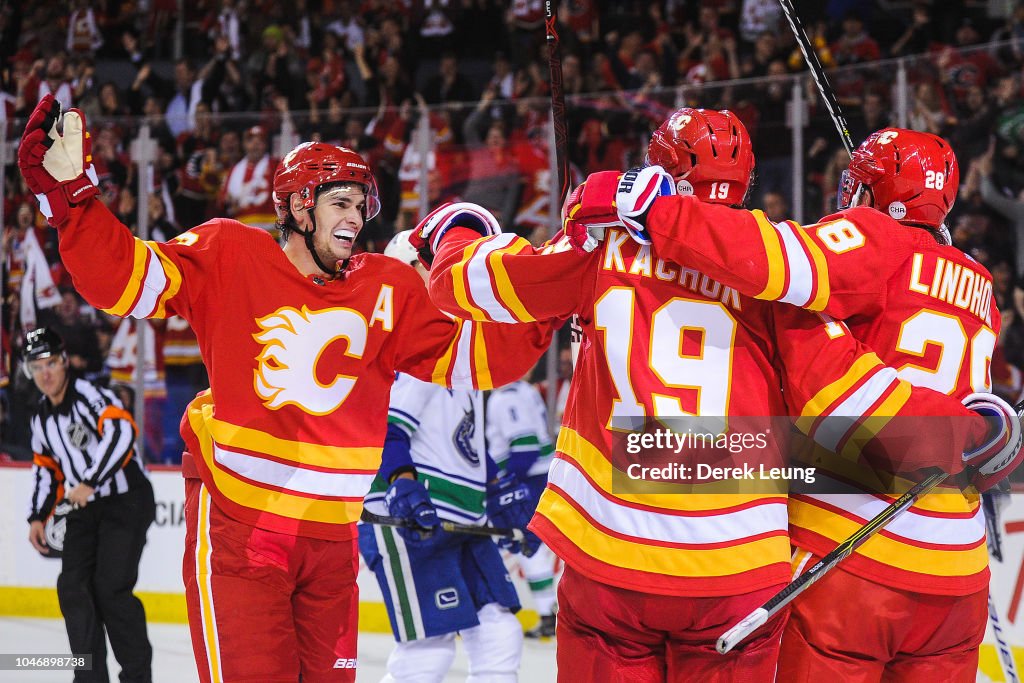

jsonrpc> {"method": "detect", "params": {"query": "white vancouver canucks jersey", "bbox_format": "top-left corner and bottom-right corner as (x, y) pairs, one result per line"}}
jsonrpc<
(364, 372), (488, 524)
(486, 380), (554, 478)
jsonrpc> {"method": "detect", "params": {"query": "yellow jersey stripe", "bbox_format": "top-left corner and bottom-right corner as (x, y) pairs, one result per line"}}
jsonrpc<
(198, 401), (382, 470)
(104, 239), (149, 316)
(451, 240), (490, 322)
(190, 406), (365, 524)
(752, 210), (787, 301)
(431, 318), (462, 385)
(557, 427), (776, 510)
(789, 498), (988, 576)
(796, 354), (882, 433)
(472, 323), (493, 390)
(536, 487), (791, 577)
(488, 239), (536, 323)
(836, 382), (906, 461)
(147, 241), (184, 319)
(196, 485), (223, 683)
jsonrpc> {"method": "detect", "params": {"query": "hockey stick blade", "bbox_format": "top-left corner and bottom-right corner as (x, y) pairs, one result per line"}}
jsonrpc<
(360, 509), (525, 542)
(989, 592), (1021, 682)
(717, 608), (769, 654)
(715, 470), (947, 654)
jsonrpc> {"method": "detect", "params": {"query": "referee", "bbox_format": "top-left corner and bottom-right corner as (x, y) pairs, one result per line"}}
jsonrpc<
(25, 328), (155, 683)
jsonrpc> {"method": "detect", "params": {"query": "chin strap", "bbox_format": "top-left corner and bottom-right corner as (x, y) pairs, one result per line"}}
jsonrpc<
(297, 210), (344, 278)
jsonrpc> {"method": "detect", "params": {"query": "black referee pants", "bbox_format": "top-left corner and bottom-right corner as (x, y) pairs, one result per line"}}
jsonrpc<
(57, 477), (156, 683)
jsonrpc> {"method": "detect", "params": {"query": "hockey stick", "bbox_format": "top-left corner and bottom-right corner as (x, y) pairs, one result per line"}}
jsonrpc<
(985, 486), (1021, 682)
(359, 509), (526, 542)
(546, 0), (570, 207)
(545, 0), (584, 366)
(778, 0), (854, 156)
(716, 469), (948, 654)
(989, 592), (1020, 682)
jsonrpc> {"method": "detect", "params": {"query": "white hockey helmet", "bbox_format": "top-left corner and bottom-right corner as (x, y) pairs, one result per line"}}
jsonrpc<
(383, 230), (419, 266)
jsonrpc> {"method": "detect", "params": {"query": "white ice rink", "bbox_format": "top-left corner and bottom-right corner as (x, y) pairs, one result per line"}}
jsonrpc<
(0, 618), (558, 682)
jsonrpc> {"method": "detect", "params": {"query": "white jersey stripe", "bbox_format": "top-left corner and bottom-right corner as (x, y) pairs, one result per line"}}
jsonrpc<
(213, 443), (374, 498)
(446, 320), (477, 389)
(196, 484), (223, 683)
(128, 244), (169, 319)
(466, 233), (519, 323)
(796, 490), (985, 547)
(812, 367), (897, 452)
(548, 459), (788, 545)
(773, 220), (815, 307)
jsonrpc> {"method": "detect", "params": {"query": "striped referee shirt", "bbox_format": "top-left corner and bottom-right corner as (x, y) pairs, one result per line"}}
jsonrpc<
(28, 377), (145, 522)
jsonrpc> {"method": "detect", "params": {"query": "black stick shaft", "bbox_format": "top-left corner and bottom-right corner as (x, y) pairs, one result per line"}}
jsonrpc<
(360, 509), (524, 541)
(546, 0), (570, 205)
(778, 0), (854, 156)
(717, 470), (947, 653)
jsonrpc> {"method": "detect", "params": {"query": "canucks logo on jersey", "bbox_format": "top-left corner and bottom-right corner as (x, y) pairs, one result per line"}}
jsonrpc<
(452, 404), (479, 466)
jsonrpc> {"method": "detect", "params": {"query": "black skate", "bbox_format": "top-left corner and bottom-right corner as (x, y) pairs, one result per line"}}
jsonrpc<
(524, 614), (556, 639)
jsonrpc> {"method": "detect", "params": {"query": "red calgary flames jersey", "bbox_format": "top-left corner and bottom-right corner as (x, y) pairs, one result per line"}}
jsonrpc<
(429, 226), (988, 597)
(646, 199), (999, 594)
(56, 199), (553, 540)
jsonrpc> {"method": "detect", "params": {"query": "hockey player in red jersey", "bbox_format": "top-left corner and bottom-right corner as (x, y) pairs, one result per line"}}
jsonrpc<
(17, 94), (555, 683)
(563, 115), (1024, 680)
(408, 109), (1020, 681)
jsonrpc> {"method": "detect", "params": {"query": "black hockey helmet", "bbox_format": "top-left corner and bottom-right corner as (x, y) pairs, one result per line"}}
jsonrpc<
(24, 328), (66, 361)
(23, 328), (69, 379)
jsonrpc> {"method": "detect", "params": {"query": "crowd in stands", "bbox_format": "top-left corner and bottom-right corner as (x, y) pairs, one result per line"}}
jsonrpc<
(5, 0), (1024, 464)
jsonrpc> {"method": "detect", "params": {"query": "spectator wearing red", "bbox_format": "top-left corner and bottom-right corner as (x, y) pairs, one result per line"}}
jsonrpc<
(934, 21), (1004, 108)
(830, 13), (881, 107)
(66, 0), (103, 58)
(220, 125), (278, 231)
(37, 53), (74, 110)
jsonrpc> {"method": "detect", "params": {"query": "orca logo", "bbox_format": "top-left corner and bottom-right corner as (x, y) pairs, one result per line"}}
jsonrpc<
(452, 405), (480, 465)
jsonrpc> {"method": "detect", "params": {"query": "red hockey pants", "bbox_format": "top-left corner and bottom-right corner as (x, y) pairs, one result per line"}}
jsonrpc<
(555, 564), (788, 682)
(779, 550), (987, 683)
(182, 479), (360, 682)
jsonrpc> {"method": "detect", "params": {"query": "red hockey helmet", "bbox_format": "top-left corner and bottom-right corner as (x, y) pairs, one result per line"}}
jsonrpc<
(273, 142), (380, 224)
(838, 128), (958, 229)
(646, 108), (754, 206)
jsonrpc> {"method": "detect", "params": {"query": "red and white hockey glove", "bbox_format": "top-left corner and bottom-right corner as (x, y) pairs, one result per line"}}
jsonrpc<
(409, 201), (502, 267)
(962, 393), (1024, 492)
(18, 94), (99, 227)
(562, 165), (675, 252)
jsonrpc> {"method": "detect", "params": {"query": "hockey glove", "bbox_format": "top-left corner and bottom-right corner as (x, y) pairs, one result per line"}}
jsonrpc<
(562, 165), (676, 253)
(18, 94), (99, 228)
(409, 201), (502, 268)
(487, 472), (540, 556)
(384, 477), (439, 544)
(962, 393), (1024, 492)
